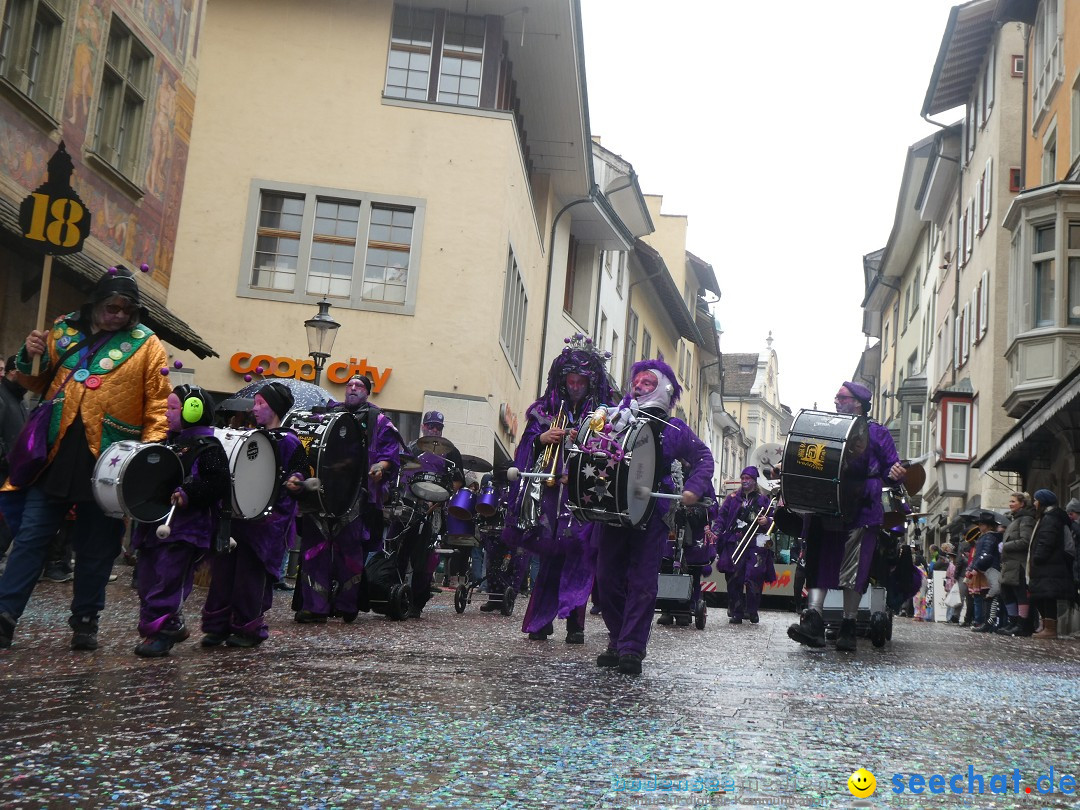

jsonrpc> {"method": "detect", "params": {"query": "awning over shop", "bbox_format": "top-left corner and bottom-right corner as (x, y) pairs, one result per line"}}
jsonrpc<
(975, 363), (1080, 471)
(0, 197), (217, 358)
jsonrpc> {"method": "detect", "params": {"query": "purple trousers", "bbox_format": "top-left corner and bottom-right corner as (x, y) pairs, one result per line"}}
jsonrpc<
(595, 513), (666, 658)
(136, 543), (204, 637)
(202, 543), (274, 640)
(299, 514), (366, 616)
(806, 523), (878, 592)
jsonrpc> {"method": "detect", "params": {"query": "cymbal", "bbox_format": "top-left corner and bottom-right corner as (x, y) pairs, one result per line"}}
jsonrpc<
(459, 454), (493, 473)
(416, 435), (457, 456)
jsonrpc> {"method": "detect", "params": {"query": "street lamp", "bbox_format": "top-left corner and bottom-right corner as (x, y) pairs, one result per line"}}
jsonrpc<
(304, 299), (340, 386)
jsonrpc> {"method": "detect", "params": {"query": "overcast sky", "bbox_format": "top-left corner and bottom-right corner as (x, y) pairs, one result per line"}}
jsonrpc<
(580, 0), (965, 414)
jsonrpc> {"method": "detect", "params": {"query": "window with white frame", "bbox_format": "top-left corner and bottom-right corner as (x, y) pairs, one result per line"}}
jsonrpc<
(980, 40), (995, 125)
(907, 349), (918, 377)
(1042, 125), (1057, 184)
(882, 320), (890, 357)
(616, 252), (626, 296)
(93, 15), (152, 180)
(1033, 222), (1056, 328)
(677, 339), (685, 378)
(599, 312), (608, 353)
(499, 248), (527, 376)
(384, 4), (514, 113)
(625, 309), (638, 373)
(974, 177), (984, 235)
(641, 327), (652, 361)
(907, 403), (924, 459)
(938, 313), (951, 379)
(943, 399), (972, 460)
(978, 270), (990, 339)
(1068, 222), (1080, 326)
(0, 0), (66, 113)
(911, 268), (920, 318)
(238, 182), (424, 314)
(902, 287), (910, 330)
(1072, 75), (1080, 166)
(1032, 0), (1062, 117)
(981, 158), (992, 231)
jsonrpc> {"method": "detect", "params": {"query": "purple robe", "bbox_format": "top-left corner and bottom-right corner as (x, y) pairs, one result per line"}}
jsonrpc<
(805, 420), (901, 592)
(503, 401), (597, 634)
(298, 407), (400, 616)
(202, 429), (305, 639)
(595, 415), (715, 658)
(132, 427), (226, 637)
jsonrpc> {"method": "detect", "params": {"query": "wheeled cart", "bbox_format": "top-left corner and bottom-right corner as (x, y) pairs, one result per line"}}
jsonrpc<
(821, 585), (892, 647)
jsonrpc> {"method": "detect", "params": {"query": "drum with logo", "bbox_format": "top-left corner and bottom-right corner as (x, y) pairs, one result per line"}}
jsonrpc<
(283, 410), (366, 518)
(92, 441), (184, 522)
(780, 409), (869, 519)
(212, 428), (279, 519)
(566, 417), (659, 528)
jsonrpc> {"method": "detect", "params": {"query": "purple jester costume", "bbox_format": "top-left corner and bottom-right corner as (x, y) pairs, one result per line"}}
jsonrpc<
(297, 381), (402, 622)
(788, 381), (902, 652)
(501, 334), (615, 642)
(132, 386), (229, 657)
(594, 358), (715, 674)
(202, 382), (308, 646)
(713, 466), (775, 623)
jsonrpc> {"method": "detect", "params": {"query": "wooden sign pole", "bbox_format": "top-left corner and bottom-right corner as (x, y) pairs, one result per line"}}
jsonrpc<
(30, 253), (53, 377)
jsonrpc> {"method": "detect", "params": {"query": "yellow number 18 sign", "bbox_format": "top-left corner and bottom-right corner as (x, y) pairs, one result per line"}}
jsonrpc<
(18, 141), (92, 256)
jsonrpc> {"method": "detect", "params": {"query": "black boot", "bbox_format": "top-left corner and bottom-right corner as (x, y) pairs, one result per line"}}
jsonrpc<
(974, 598), (1000, 632)
(787, 609), (826, 648)
(1014, 615), (1034, 637)
(995, 618), (1020, 635)
(835, 618), (857, 652)
(69, 614), (99, 651)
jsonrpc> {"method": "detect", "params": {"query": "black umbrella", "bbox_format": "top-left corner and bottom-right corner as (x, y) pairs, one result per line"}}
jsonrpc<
(219, 378), (332, 414)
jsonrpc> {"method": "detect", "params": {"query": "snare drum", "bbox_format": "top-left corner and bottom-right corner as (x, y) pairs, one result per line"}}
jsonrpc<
(401, 452), (451, 502)
(92, 441), (184, 522)
(213, 428), (279, 519)
(284, 410), (366, 517)
(780, 409), (869, 519)
(566, 418), (659, 528)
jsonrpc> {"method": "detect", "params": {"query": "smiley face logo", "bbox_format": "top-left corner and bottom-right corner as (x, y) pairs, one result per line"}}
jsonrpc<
(847, 768), (877, 797)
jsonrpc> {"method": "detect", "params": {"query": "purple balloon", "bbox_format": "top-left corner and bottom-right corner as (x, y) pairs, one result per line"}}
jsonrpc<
(160, 368), (169, 376)
(140, 263), (150, 273)
(244, 374), (252, 382)
(173, 360), (183, 369)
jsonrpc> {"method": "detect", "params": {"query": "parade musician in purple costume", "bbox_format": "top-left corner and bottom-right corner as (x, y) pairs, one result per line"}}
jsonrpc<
(502, 334), (614, 643)
(713, 466), (775, 624)
(202, 382), (307, 647)
(787, 381), (904, 652)
(594, 358), (715, 675)
(396, 410), (462, 618)
(296, 374), (402, 623)
(132, 385), (229, 657)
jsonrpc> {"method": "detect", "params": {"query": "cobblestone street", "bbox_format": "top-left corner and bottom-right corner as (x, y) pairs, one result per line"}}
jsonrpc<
(2, 580), (1080, 809)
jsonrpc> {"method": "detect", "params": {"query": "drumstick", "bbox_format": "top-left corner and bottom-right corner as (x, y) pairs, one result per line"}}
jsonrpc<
(633, 486), (684, 501)
(155, 504), (177, 539)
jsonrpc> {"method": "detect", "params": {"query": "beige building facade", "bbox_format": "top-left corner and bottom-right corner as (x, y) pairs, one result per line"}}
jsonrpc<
(167, 0), (633, 463)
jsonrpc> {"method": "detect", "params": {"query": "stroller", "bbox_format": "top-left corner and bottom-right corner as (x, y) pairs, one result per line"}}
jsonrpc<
(453, 509), (519, 616)
(655, 501), (713, 630)
(358, 496), (423, 621)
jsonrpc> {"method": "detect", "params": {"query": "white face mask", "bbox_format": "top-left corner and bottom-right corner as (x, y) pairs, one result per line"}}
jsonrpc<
(633, 370), (673, 411)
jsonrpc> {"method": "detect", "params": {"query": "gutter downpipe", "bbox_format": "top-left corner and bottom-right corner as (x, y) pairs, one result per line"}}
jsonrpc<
(537, 187), (599, 400)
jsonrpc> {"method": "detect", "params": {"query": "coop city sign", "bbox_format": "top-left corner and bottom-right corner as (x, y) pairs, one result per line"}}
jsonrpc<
(229, 352), (392, 391)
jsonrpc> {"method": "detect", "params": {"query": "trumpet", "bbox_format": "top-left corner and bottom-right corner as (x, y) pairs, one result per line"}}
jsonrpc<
(731, 496), (777, 567)
(516, 401), (569, 531)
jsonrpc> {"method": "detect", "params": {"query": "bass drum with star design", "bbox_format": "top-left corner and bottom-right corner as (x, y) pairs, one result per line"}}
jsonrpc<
(566, 418), (658, 528)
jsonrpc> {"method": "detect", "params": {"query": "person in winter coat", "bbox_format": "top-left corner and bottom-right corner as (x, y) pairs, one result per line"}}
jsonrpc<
(1027, 489), (1075, 639)
(997, 492), (1037, 636)
(969, 511), (1003, 632)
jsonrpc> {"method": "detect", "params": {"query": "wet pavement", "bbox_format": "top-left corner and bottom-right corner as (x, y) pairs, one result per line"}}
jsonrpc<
(3, 578), (1080, 810)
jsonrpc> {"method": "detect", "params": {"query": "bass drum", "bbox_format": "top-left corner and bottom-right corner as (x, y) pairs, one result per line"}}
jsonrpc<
(213, 428), (279, 519)
(780, 409), (869, 519)
(566, 418), (658, 528)
(284, 410), (366, 518)
(92, 441), (184, 522)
